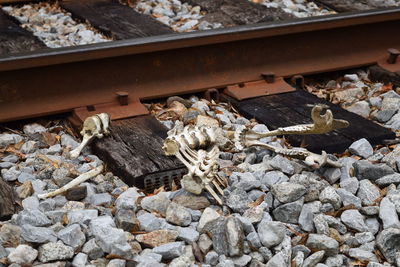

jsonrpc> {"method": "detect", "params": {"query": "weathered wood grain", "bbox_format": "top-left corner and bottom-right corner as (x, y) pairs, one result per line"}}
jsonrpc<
(60, 0), (173, 40)
(0, 179), (19, 220)
(0, 10), (46, 56)
(223, 89), (395, 153)
(180, 0), (293, 27)
(368, 65), (400, 88)
(91, 115), (184, 189)
(315, 0), (398, 12)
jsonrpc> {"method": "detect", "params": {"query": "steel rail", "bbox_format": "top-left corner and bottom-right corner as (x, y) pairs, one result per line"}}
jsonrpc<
(1, 7), (400, 122)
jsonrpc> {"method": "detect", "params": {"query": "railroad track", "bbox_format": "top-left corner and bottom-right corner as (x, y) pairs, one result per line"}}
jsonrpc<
(0, 1), (400, 267)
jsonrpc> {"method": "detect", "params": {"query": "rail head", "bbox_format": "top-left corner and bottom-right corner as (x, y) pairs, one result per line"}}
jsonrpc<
(0, 7), (400, 72)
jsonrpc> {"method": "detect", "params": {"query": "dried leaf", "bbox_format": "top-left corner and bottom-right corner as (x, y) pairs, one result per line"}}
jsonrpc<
(325, 204), (356, 217)
(248, 194), (265, 208)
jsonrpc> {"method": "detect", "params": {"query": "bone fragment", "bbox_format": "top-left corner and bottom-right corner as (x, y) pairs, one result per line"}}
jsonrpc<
(37, 165), (103, 199)
(69, 113), (110, 159)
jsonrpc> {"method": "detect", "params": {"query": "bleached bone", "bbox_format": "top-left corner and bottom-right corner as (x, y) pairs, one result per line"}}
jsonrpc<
(163, 122), (225, 204)
(234, 104), (349, 150)
(238, 139), (341, 168)
(38, 165), (103, 199)
(69, 113), (110, 159)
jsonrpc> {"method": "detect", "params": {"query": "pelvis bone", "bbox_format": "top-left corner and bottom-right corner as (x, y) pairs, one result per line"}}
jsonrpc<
(69, 113), (110, 159)
(163, 122), (226, 204)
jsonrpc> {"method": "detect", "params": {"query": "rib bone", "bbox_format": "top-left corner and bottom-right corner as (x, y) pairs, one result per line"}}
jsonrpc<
(163, 122), (225, 204)
(38, 165), (103, 199)
(69, 113), (110, 159)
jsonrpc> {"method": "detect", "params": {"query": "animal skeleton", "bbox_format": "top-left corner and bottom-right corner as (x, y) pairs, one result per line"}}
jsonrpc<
(69, 113), (110, 159)
(163, 122), (226, 204)
(165, 104), (348, 203)
(234, 104), (348, 168)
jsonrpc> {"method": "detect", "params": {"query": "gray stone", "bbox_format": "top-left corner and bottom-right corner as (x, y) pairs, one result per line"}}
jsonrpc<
(349, 248), (378, 262)
(319, 186), (342, 210)
(152, 241), (185, 260)
(353, 160), (394, 181)
(107, 259), (126, 267)
(345, 101), (370, 118)
(0, 133), (23, 148)
(138, 212), (164, 232)
(230, 172), (261, 191)
(89, 216), (131, 258)
(232, 255), (252, 267)
(0, 244), (7, 258)
(242, 204), (265, 224)
(257, 221), (285, 248)
(60, 133), (79, 149)
(265, 252), (287, 267)
(360, 206), (380, 216)
(272, 197), (303, 224)
(141, 193), (171, 216)
(379, 197), (400, 229)
(38, 241), (74, 263)
(313, 214), (329, 235)
(341, 210), (368, 232)
(260, 171), (289, 188)
(299, 201), (321, 232)
(115, 209), (140, 232)
(292, 245), (311, 259)
(198, 233), (213, 254)
(205, 251), (219, 265)
(67, 209), (98, 225)
(23, 123), (46, 138)
(355, 232), (375, 244)
(166, 202), (192, 227)
(348, 138), (373, 158)
(177, 227), (199, 244)
(17, 172), (35, 183)
(268, 155), (294, 175)
(377, 228), (400, 264)
(20, 140), (38, 154)
(324, 254), (343, 267)
(57, 224), (86, 250)
(357, 179), (380, 206)
(302, 251), (325, 267)
(21, 225), (57, 243)
(22, 196), (40, 210)
(1, 167), (20, 181)
(246, 232), (262, 248)
(225, 217), (245, 257)
(271, 182), (307, 203)
(374, 109), (396, 123)
(72, 252), (88, 266)
(366, 218), (380, 235)
(376, 173), (400, 186)
(39, 198), (56, 212)
(115, 188), (141, 211)
(290, 172), (329, 202)
(322, 168), (341, 184)
(336, 189), (362, 208)
(17, 210), (51, 227)
(89, 193), (112, 206)
(7, 245), (37, 264)
(306, 234), (339, 256)
(82, 238), (104, 260)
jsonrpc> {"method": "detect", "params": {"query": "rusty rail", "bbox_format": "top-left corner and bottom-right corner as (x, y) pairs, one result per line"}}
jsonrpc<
(1, 7), (400, 122)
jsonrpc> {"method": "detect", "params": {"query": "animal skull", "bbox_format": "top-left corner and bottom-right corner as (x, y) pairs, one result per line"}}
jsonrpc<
(69, 113), (110, 159)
